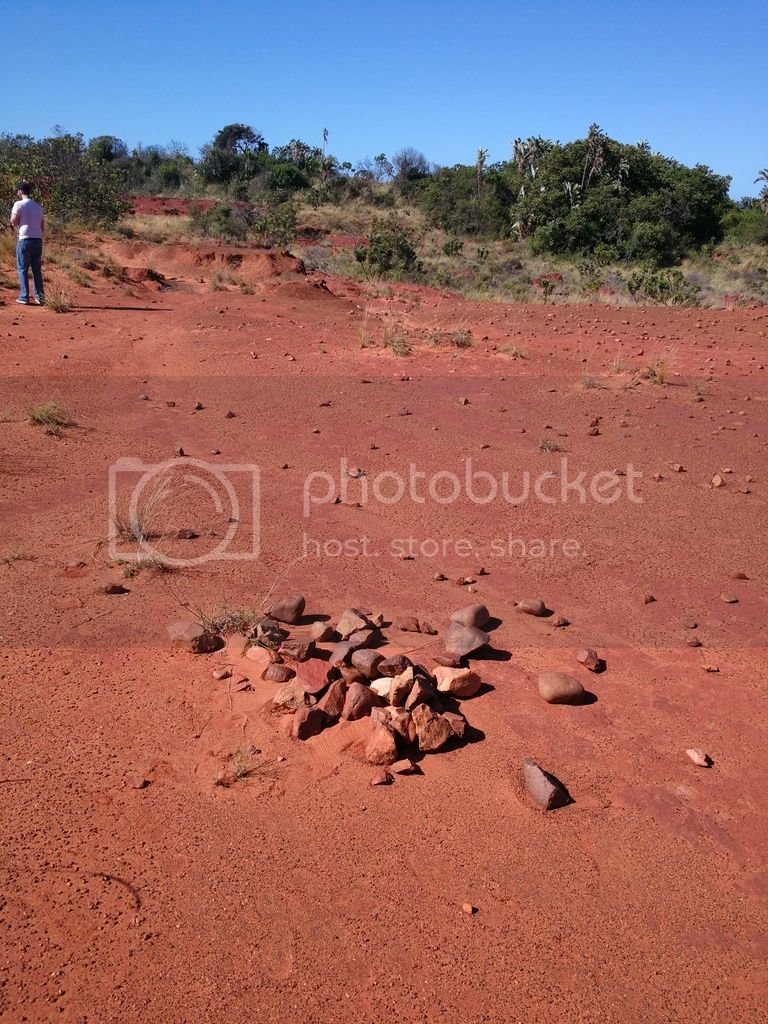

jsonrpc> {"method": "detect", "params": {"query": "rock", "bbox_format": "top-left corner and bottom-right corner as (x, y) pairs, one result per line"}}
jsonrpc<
(365, 723), (398, 765)
(419, 622), (437, 635)
(404, 676), (436, 712)
(443, 710), (467, 739)
(128, 775), (150, 790)
(516, 598), (546, 617)
(346, 628), (376, 649)
(377, 654), (413, 677)
(292, 706), (330, 740)
(643, 593), (656, 604)
(731, 571), (748, 580)
(309, 621), (336, 642)
(687, 638), (703, 648)
(370, 769), (393, 786)
(336, 608), (370, 639)
(411, 704), (453, 753)
(576, 648), (601, 672)
(351, 649), (384, 679)
(522, 757), (569, 810)
(395, 615), (421, 633)
(434, 572), (448, 581)
(339, 665), (366, 684)
(177, 528), (198, 539)
(369, 677), (392, 698)
(537, 671), (585, 705)
(444, 621), (490, 657)
(103, 583), (129, 595)
(389, 711), (418, 745)
(174, 446), (185, 457)
(266, 594), (306, 625)
(329, 640), (355, 667)
(433, 651), (463, 668)
(391, 758), (418, 775)
(279, 637), (314, 662)
(686, 748), (712, 767)
(711, 474), (725, 487)
(681, 618), (698, 630)
(434, 665), (482, 698)
(553, 616), (570, 628)
(341, 682), (384, 721)
(720, 594), (738, 604)
(450, 604), (490, 628)
(388, 666), (415, 707)
(167, 621), (222, 654)
(263, 662), (295, 683)
(211, 668), (231, 681)
(296, 660), (331, 696)
(272, 680), (312, 713)
(254, 619), (288, 650)
(317, 678), (348, 719)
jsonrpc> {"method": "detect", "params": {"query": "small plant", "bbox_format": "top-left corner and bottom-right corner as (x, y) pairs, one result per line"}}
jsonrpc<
(44, 281), (74, 313)
(26, 399), (71, 434)
(450, 329), (473, 349)
(642, 360), (668, 385)
(383, 327), (412, 356)
(198, 604), (262, 636)
(111, 477), (171, 543)
(503, 344), (527, 359)
(443, 237), (464, 257)
(238, 279), (255, 295)
(581, 375), (602, 389)
(538, 437), (562, 453)
(0, 546), (34, 566)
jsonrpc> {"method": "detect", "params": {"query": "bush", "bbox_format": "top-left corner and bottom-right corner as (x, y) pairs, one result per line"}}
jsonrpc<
(354, 216), (419, 278)
(627, 268), (700, 306)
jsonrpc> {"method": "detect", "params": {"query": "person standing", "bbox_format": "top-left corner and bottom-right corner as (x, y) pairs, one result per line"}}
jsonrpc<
(10, 182), (45, 305)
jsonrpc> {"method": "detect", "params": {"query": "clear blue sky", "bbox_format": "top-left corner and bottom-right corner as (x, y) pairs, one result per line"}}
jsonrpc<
(2, 0), (765, 198)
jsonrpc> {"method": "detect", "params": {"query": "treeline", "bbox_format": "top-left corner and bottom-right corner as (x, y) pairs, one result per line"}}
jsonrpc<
(2, 124), (767, 266)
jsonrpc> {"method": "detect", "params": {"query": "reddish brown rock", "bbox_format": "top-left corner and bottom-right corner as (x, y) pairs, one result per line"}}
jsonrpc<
(167, 621), (223, 654)
(388, 667), (415, 707)
(405, 676), (436, 712)
(272, 680), (313, 713)
(370, 769), (393, 786)
(292, 706), (331, 740)
(720, 594), (738, 604)
(396, 615), (421, 633)
(309, 620), (336, 642)
(576, 648), (601, 672)
(553, 616), (570, 628)
(336, 608), (370, 639)
(686, 748), (712, 767)
(211, 667), (231, 681)
(450, 604), (490, 628)
(444, 621), (490, 657)
(377, 654), (413, 677)
(433, 651), (463, 668)
(411, 703), (453, 753)
(681, 618), (698, 630)
(516, 598), (546, 617)
(296, 659), (331, 696)
(339, 665), (366, 684)
(267, 594), (306, 625)
(317, 678), (348, 719)
(443, 710), (467, 739)
(347, 628), (376, 649)
(263, 663), (295, 683)
(537, 671), (585, 704)
(643, 593), (656, 605)
(341, 682), (385, 721)
(350, 649), (384, 679)
(365, 723), (398, 765)
(279, 637), (314, 662)
(391, 758), (418, 775)
(522, 757), (569, 810)
(329, 640), (355, 667)
(390, 710), (418, 745)
(434, 665), (482, 698)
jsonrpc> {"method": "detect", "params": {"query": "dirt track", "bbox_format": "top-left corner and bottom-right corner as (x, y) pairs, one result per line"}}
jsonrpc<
(1, 246), (767, 1023)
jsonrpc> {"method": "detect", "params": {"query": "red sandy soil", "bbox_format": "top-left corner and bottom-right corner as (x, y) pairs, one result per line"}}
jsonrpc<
(1, 239), (768, 1023)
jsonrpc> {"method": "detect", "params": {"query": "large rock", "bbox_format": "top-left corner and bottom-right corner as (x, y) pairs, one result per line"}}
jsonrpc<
(317, 678), (347, 719)
(369, 677), (392, 698)
(537, 671), (585, 705)
(336, 608), (370, 639)
(347, 628), (376, 649)
(297, 659), (331, 696)
(576, 648), (601, 672)
(341, 682), (385, 721)
(411, 703), (453, 753)
(267, 594), (306, 625)
(389, 666), (414, 707)
(444, 621), (489, 657)
(279, 637), (314, 662)
(263, 662), (295, 683)
(443, 710), (467, 739)
(434, 665), (482, 698)
(522, 757), (569, 809)
(389, 710), (417, 745)
(167, 621), (222, 654)
(351, 649), (384, 679)
(450, 604), (490, 628)
(405, 676), (436, 712)
(377, 654), (413, 677)
(309, 621), (337, 642)
(272, 680), (313, 713)
(395, 615), (421, 633)
(292, 705), (331, 740)
(365, 723), (398, 765)
(516, 598), (546, 617)
(329, 640), (355, 667)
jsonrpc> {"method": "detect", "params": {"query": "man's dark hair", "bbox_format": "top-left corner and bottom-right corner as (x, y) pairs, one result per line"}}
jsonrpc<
(16, 181), (32, 195)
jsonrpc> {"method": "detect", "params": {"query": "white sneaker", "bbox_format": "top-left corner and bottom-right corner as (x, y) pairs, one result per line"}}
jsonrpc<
(16, 298), (30, 305)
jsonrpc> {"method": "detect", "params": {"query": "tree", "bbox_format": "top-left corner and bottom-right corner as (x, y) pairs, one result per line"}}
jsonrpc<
(755, 169), (768, 213)
(393, 147), (430, 182)
(87, 135), (128, 163)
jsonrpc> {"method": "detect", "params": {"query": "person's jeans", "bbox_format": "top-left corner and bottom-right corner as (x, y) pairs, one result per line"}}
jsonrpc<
(17, 238), (44, 303)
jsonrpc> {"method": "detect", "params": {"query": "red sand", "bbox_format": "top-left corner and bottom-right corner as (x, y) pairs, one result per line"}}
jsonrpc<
(1, 245), (767, 1023)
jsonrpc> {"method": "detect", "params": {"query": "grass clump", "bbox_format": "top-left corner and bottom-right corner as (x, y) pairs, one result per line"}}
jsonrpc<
(26, 399), (71, 434)
(538, 437), (562, 453)
(0, 546), (34, 566)
(383, 327), (412, 356)
(44, 281), (74, 313)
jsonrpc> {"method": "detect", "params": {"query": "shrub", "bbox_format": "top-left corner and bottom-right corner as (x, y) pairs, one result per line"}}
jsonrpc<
(627, 268), (700, 306)
(355, 216), (419, 278)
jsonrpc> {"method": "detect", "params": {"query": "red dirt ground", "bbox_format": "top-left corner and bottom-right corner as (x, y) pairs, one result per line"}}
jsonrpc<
(1, 240), (767, 1023)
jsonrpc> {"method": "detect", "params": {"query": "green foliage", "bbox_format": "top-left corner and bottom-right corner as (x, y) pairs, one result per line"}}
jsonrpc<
(354, 216), (419, 277)
(443, 237), (464, 256)
(189, 201), (296, 246)
(722, 204), (768, 246)
(0, 131), (129, 225)
(626, 268), (701, 306)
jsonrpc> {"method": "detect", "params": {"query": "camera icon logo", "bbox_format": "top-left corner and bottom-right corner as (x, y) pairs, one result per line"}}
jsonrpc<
(108, 457), (260, 567)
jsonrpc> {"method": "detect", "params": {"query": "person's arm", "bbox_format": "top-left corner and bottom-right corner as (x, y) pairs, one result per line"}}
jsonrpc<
(10, 201), (20, 229)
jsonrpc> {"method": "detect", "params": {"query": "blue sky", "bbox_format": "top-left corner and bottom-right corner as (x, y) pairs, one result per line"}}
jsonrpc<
(2, 0), (765, 197)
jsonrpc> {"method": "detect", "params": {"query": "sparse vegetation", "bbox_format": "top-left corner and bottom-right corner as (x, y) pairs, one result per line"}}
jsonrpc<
(0, 546), (34, 566)
(538, 437), (563, 453)
(43, 281), (74, 313)
(26, 399), (71, 434)
(382, 327), (412, 356)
